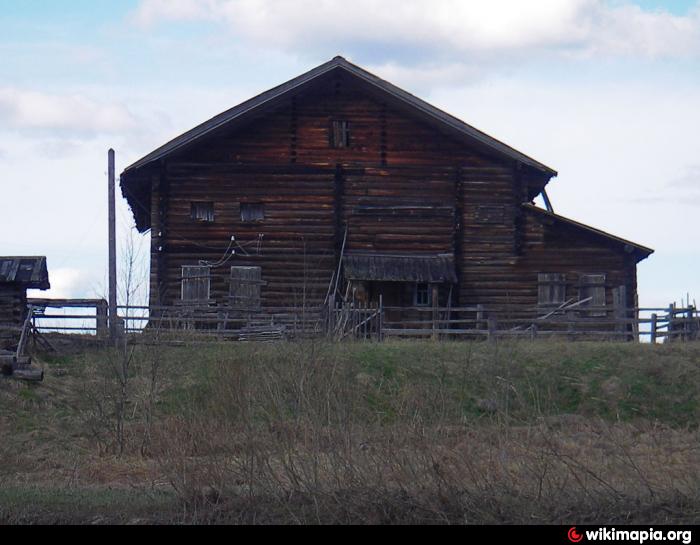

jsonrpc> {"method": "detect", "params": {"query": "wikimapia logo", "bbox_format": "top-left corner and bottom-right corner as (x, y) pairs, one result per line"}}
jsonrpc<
(567, 527), (692, 544)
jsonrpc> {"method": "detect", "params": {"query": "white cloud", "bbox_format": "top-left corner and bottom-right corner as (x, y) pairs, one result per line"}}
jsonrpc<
(33, 268), (89, 300)
(132, 0), (700, 60)
(0, 88), (138, 135)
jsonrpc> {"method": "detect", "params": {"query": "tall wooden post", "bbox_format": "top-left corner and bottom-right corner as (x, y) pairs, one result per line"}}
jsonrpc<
(108, 149), (118, 341)
(431, 285), (439, 341)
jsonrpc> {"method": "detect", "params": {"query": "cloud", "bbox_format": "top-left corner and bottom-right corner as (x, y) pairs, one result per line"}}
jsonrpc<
(0, 88), (138, 136)
(131, 0), (700, 61)
(668, 164), (700, 189)
(32, 268), (88, 299)
(631, 164), (700, 206)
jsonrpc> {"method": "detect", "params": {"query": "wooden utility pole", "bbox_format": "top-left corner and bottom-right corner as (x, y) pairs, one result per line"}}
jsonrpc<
(108, 149), (117, 341)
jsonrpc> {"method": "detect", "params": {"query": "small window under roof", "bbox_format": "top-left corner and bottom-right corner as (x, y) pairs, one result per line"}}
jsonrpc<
(240, 203), (265, 222)
(330, 120), (350, 148)
(191, 202), (215, 222)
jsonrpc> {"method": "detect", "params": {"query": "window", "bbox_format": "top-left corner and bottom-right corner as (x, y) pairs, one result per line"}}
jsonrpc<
(330, 120), (350, 148)
(414, 283), (432, 307)
(538, 273), (567, 306)
(181, 266), (210, 302)
(230, 266), (263, 309)
(580, 274), (606, 316)
(191, 202), (214, 222)
(240, 203), (265, 222)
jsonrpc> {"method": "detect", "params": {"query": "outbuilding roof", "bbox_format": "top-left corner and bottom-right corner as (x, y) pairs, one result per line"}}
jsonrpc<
(0, 257), (50, 290)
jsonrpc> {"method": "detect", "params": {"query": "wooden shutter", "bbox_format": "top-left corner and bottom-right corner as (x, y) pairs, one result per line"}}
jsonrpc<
(580, 274), (606, 316)
(230, 267), (262, 309)
(538, 273), (566, 306)
(181, 266), (210, 302)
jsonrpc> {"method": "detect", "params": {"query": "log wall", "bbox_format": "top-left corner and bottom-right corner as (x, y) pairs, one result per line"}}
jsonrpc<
(146, 73), (640, 313)
(0, 284), (27, 351)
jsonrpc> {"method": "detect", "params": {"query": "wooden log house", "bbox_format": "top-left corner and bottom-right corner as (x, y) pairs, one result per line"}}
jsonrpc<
(0, 257), (49, 351)
(120, 57), (653, 328)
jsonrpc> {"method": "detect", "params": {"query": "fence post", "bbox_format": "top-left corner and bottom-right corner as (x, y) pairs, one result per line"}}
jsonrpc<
(487, 316), (497, 342)
(567, 310), (575, 341)
(431, 285), (439, 341)
(650, 313), (657, 344)
(667, 304), (675, 343)
(96, 300), (108, 339)
(530, 323), (538, 341)
(613, 286), (627, 341)
(477, 304), (484, 331)
(689, 305), (697, 341)
(378, 294), (383, 342)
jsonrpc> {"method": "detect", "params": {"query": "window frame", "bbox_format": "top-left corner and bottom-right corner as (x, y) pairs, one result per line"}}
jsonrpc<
(240, 202), (265, 223)
(414, 283), (432, 307)
(190, 202), (215, 223)
(330, 119), (350, 148)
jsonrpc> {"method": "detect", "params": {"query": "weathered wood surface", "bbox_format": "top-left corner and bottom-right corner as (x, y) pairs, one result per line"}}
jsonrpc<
(120, 69), (646, 320)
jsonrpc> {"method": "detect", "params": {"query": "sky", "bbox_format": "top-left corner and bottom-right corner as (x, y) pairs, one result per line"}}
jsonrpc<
(1, 0), (699, 307)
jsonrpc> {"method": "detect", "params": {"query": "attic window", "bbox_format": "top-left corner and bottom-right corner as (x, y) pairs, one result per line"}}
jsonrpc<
(330, 120), (350, 148)
(240, 203), (265, 222)
(538, 273), (566, 306)
(191, 202), (214, 222)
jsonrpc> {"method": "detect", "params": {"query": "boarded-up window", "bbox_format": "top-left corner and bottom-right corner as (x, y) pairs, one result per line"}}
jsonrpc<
(240, 203), (265, 222)
(414, 283), (431, 307)
(230, 266), (262, 309)
(191, 202), (215, 222)
(538, 273), (566, 306)
(330, 120), (350, 148)
(580, 274), (606, 316)
(181, 266), (210, 302)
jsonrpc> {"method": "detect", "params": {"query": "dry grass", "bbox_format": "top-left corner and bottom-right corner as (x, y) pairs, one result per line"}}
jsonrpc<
(1, 339), (699, 524)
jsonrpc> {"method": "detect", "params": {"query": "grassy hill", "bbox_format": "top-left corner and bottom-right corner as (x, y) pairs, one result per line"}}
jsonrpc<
(1, 339), (699, 524)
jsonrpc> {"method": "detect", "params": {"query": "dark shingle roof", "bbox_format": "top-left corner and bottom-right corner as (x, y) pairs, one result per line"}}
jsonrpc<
(344, 253), (458, 284)
(522, 204), (654, 261)
(0, 257), (50, 290)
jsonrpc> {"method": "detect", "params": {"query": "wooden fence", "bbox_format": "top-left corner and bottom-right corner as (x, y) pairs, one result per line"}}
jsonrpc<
(28, 298), (108, 337)
(15, 298), (700, 344)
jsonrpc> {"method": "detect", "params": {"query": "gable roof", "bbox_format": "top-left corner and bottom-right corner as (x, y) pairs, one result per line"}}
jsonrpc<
(122, 56), (557, 177)
(522, 204), (654, 262)
(0, 256), (50, 290)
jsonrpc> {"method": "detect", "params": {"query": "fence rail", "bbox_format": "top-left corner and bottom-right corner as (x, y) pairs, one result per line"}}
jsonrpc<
(13, 298), (700, 344)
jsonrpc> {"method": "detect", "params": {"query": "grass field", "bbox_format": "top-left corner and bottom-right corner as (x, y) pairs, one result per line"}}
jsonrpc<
(1, 339), (699, 524)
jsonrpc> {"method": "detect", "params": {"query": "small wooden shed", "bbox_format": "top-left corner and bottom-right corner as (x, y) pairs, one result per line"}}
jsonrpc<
(0, 257), (50, 351)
